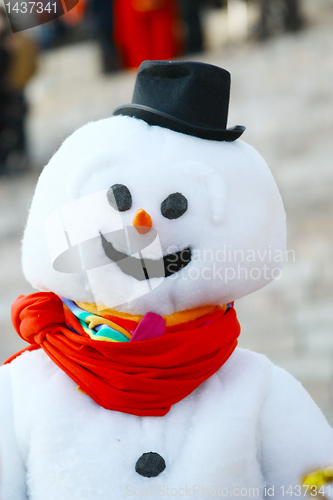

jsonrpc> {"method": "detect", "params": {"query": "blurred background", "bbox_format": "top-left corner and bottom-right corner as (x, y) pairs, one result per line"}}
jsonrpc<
(0, 0), (332, 423)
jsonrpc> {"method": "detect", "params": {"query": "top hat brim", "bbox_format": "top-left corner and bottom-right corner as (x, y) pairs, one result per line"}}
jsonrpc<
(113, 104), (245, 142)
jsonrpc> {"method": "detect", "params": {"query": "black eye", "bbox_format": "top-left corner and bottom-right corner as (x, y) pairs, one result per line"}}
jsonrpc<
(161, 192), (188, 220)
(107, 184), (132, 212)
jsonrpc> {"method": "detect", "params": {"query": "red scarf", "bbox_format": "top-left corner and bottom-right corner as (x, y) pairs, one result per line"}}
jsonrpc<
(7, 292), (240, 417)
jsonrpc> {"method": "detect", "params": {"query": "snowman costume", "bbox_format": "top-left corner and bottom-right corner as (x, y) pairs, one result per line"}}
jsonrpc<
(1, 61), (333, 500)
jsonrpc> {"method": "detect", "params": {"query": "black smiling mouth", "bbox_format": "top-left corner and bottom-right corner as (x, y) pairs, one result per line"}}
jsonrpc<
(100, 232), (191, 281)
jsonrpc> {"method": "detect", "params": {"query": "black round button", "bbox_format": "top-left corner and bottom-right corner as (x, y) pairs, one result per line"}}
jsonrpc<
(135, 452), (166, 478)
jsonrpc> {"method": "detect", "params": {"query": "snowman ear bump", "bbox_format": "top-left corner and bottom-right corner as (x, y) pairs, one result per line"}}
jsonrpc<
(161, 193), (188, 220)
(107, 184), (132, 212)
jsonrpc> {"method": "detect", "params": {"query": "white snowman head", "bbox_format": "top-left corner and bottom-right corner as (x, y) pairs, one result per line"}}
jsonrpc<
(22, 61), (286, 316)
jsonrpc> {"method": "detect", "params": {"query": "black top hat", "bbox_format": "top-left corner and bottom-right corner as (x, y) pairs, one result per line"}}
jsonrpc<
(113, 60), (245, 142)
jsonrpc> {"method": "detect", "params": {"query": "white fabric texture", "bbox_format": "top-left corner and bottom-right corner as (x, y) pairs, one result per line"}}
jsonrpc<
(1, 348), (333, 500)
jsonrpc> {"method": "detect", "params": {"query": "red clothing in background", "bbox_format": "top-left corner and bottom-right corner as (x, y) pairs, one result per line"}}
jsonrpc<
(114, 0), (181, 69)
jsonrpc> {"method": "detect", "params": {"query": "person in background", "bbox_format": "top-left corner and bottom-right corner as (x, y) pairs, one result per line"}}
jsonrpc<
(113, 0), (182, 69)
(257, 0), (303, 39)
(0, 7), (10, 174)
(178, 0), (204, 54)
(0, 7), (37, 176)
(90, 0), (121, 73)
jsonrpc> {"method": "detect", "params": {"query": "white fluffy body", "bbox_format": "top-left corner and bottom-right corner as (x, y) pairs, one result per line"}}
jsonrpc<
(1, 115), (333, 499)
(1, 348), (333, 500)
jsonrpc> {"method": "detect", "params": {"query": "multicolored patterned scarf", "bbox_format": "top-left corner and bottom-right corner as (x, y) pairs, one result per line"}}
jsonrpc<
(61, 297), (232, 343)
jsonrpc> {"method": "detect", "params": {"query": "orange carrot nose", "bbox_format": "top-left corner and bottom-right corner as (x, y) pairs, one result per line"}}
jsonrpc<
(133, 209), (152, 234)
